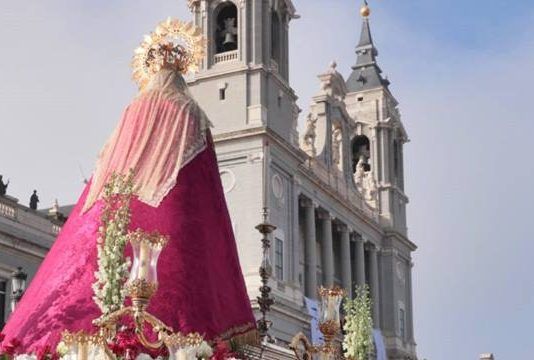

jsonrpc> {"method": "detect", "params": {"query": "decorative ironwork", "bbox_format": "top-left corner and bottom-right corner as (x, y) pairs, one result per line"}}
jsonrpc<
(255, 207), (276, 344)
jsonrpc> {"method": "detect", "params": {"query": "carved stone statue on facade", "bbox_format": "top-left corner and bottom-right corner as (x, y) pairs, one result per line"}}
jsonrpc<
(354, 155), (366, 186)
(332, 125), (343, 167)
(50, 199), (60, 214)
(354, 155), (377, 205)
(302, 113), (318, 157)
(0, 175), (9, 196)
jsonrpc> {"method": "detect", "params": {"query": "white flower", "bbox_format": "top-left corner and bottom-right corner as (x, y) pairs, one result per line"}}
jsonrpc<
(14, 355), (37, 360)
(56, 341), (69, 356)
(196, 341), (213, 358)
(135, 354), (153, 360)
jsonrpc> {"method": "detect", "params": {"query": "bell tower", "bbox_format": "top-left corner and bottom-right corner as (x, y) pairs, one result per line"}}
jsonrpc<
(344, 3), (417, 359)
(187, 0), (299, 145)
(344, 2), (409, 234)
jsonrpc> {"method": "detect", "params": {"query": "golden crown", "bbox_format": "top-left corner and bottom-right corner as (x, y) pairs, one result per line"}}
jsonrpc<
(131, 18), (205, 89)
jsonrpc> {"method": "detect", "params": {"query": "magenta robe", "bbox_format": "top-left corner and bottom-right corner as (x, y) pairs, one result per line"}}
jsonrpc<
(1, 72), (256, 354)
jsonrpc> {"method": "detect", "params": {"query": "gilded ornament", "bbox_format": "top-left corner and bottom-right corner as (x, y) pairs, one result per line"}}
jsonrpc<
(360, 4), (371, 17)
(131, 17), (205, 89)
(128, 228), (169, 249)
(126, 278), (158, 299)
(163, 332), (204, 348)
(318, 286), (346, 298)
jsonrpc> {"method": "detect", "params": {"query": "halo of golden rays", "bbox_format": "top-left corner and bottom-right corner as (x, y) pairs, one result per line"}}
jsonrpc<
(131, 18), (205, 89)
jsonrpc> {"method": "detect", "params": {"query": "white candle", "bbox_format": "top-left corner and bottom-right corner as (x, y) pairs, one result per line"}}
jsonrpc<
(138, 241), (150, 280)
(327, 299), (335, 321)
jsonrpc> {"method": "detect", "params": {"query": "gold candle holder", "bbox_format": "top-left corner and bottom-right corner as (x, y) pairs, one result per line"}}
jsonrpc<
(290, 286), (346, 360)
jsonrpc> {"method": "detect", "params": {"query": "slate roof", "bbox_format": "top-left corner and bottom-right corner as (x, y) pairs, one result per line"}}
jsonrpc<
(346, 17), (390, 93)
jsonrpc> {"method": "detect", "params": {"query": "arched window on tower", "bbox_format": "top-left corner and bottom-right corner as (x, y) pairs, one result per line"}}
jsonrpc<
(352, 135), (371, 174)
(271, 11), (281, 65)
(215, 3), (238, 54)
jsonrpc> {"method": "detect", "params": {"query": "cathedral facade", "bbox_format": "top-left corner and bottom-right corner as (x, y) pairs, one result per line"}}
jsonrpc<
(187, 0), (417, 359)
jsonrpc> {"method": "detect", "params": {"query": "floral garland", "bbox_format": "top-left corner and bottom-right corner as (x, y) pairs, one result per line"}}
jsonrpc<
(342, 285), (374, 360)
(92, 172), (135, 316)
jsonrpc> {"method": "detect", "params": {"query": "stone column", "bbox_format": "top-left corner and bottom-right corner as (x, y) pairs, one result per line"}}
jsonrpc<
(301, 198), (318, 299)
(354, 235), (366, 287)
(368, 244), (380, 327)
(339, 224), (352, 298)
(319, 211), (334, 287)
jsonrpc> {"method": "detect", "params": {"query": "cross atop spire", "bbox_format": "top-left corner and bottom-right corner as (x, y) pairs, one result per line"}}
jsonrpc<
(346, 1), (390, 93)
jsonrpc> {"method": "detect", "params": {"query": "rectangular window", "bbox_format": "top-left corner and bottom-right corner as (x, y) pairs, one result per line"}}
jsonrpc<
(399, 308), (406, 340)
(0, 280), (6, 328)
(275, 238), (284, 280)
(219, 88), (226, 101)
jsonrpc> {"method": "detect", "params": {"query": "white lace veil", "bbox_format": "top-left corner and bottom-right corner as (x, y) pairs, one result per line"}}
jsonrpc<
(83, 68), (211, 212)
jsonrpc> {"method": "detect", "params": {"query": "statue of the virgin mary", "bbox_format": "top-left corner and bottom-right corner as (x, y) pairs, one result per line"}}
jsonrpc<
(1, 19), (256, 355)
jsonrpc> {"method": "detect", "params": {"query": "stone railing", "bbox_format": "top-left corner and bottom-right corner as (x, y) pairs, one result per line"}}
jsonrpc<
(306, 159), (379, 221)
(214, 50), (238, 64)
(52, 224), (62, 235)
(0, 196), (63, 238)
(0, 201), (16, 219)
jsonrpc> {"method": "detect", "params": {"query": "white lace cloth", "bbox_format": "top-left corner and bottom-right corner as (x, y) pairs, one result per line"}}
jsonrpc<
(83, 68), (211, 212)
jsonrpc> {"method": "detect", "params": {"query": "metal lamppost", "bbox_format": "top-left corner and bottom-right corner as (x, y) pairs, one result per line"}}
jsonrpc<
(255, 207), (276, 345)
(10, 267), (27, 311)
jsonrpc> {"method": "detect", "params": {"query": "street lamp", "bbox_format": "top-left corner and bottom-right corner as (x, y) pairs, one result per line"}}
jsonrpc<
(10, 267), (28, 311)
(256, 207), (276, 344)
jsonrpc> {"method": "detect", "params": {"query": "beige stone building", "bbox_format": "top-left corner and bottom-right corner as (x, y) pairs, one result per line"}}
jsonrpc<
(187, 0), (417, 359)
(0, 194), (69, 329)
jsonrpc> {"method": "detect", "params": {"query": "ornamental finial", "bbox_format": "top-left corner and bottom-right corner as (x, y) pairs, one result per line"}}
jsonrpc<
(360, 0), (371, 18)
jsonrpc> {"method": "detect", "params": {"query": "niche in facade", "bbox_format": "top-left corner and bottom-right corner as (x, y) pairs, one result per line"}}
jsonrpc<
(215, 2), (238, 54)
(352, 135), (371, 173)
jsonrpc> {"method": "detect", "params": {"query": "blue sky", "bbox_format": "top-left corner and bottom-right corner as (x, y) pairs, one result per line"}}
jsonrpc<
(1, 1), (534, 359)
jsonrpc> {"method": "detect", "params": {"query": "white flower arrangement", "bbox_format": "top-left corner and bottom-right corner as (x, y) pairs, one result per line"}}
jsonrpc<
(342, 284), (374, 360)
(92, 172), (135, 315)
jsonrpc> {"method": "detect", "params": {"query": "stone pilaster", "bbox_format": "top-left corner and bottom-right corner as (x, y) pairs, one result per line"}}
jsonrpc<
(318, 211), (334, 287)
(301, 198), (317, 299)
(338, 224), (352, 298)
(367, 243), (380, 327)
(354, 235), (366, 288)
(407, 260), (415, 343)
